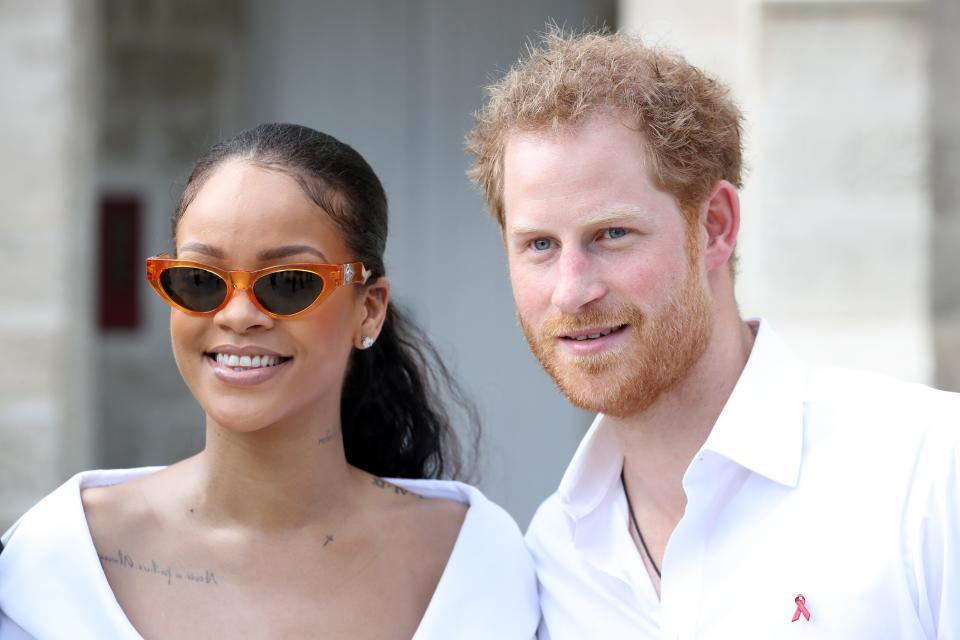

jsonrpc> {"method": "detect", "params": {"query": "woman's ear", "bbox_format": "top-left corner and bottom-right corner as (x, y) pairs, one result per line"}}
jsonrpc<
(698, 180), (740, 272)
(354, 276), (390, 349)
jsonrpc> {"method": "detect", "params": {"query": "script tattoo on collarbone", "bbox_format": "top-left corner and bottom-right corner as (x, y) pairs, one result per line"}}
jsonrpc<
(98, 548), (219, 586)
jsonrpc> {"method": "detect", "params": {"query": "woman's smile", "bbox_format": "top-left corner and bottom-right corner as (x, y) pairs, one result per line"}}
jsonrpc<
(204, 344), (294, 386)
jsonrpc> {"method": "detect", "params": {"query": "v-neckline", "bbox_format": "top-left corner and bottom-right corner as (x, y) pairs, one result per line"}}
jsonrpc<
(72, 468), (472, 639)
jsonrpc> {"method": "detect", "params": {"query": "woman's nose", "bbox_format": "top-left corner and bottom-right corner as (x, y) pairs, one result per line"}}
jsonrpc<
(213, 287), (274, 334)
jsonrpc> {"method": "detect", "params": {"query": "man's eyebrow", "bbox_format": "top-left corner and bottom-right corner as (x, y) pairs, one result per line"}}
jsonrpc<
(256, 245), (328, 262)
(177, 242), (225, 258)
(507, 207), (650, 236)
(576, 208), (651, 227)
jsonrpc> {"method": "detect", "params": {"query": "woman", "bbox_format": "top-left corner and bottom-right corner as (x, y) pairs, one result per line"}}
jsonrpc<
(0, 124), (539, 639)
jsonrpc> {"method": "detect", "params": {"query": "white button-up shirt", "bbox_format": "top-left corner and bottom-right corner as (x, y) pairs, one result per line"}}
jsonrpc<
(527, 320), (960, 639)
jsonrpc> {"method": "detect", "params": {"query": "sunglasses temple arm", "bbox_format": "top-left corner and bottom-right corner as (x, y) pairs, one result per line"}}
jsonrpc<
(345, 262), (371, 285)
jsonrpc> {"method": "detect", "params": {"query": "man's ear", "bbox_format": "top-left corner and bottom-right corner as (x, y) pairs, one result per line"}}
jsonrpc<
(698, 180), (740, 272)
(353, 277), (390, 349)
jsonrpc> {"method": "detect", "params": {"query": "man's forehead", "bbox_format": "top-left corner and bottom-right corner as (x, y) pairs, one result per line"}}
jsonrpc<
(501, 118), (665, 235)
(502, 115), (651, 187)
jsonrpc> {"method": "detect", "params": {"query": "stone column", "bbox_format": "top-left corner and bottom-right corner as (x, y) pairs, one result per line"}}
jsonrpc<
(619, 0), (934, 384)
(0, 0), (99, 528)
(931, 0), (960, 391)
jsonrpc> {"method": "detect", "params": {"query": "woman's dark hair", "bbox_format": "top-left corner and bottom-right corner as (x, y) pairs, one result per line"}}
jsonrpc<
(172, 123), (477, 480)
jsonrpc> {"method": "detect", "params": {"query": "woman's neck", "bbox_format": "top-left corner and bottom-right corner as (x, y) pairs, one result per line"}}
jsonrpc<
(187, 408), (361, 532)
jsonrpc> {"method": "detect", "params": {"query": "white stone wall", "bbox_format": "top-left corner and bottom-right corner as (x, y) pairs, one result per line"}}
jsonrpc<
(0, 0), (99, 528)
(620, 0), (937, 384)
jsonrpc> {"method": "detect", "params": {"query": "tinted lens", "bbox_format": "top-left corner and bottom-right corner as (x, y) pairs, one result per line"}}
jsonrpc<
(253, 269), (324, 315)
(160, 267), (227, 312)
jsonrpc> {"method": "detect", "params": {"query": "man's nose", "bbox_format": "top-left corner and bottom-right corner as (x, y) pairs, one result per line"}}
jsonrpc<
(550, 248), (606, 314)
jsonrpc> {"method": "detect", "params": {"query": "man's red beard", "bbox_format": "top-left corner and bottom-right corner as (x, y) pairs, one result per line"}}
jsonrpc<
(519, 260), (712, 418)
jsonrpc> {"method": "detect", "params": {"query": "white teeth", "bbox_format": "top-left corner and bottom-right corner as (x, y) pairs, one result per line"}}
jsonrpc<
(213, 353), (283, 368)
(568, 327), (619, 341)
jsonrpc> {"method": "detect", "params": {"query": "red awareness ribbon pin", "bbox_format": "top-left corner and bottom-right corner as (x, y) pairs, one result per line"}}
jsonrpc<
(791, 594), (811, 622)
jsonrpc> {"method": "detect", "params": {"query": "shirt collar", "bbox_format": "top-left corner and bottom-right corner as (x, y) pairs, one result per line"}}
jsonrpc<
(556, 318), (806, 524)
(700, 319), (806, 488)
(557, 411), (623, 520)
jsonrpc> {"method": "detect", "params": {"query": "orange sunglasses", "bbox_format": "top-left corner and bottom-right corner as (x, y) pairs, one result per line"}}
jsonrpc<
(146, 254), (370, 319)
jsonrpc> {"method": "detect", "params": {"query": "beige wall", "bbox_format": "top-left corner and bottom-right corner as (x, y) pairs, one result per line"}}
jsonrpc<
(0, 0), (99, 527)
(620, 0), (954, 386)
(931, 0), (960, 391)
(97, 0), (245, 470)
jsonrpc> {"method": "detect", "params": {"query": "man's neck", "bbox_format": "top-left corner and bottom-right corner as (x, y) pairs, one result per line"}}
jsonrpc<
(612, 314), (756, 517)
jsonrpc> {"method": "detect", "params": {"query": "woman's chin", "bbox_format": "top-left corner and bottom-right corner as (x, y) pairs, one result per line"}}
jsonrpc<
(202, 402), (281, 435)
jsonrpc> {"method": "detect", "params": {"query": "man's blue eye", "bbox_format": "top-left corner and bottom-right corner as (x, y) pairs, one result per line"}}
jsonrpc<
(606, 227), (627, 239)
(532, 238), (552, 251)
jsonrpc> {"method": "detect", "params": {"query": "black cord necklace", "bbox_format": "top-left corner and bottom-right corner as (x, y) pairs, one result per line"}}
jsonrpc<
(620, 469), (661, 579)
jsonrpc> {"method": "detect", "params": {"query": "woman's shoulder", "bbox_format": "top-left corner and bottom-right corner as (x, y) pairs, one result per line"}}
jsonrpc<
(1, 467), (166, 573)
(0, 468), (155, 639)
(80, 466), (170, 536)
(389, 478), (532, 553)
(389, 478), (522, 531)
(2, 473), (80, 556)
(2, 467), (162, 546)
(390, 478), (541, 639)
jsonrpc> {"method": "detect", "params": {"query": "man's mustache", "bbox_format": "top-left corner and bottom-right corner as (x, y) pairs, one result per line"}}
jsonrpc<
(533, 305), (644, 337)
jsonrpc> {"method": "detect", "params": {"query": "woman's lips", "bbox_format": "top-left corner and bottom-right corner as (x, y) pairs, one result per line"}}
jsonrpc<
(205, 354), (292, 386)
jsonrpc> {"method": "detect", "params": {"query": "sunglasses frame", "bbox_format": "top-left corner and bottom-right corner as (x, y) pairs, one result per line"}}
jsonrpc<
(146, 253), (371, 319)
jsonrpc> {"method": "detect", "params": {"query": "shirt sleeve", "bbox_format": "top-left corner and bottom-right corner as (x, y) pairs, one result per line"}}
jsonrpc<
(933, 438), (959, 640)
(911, 420), (960, 639)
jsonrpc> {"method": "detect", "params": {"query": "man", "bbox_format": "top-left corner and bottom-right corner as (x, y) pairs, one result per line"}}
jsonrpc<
(466, 29), (959, 638)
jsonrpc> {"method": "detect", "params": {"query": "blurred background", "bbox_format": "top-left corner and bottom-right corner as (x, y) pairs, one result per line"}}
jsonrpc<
(1, 0), (958, 531)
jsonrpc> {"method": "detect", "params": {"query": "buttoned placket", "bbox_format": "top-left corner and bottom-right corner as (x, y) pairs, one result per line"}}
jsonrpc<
(659, 451), (752, 640)
(572, 468), (662, 617)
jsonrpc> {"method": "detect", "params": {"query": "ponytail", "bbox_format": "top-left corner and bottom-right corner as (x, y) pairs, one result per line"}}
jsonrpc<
(340, 304), (477, 480)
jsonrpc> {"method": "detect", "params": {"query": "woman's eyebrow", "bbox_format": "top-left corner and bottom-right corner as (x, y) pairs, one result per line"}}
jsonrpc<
(177, 242), (328, 262)
(178, 242), (225, 258)
(257, 245), (328, 261)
